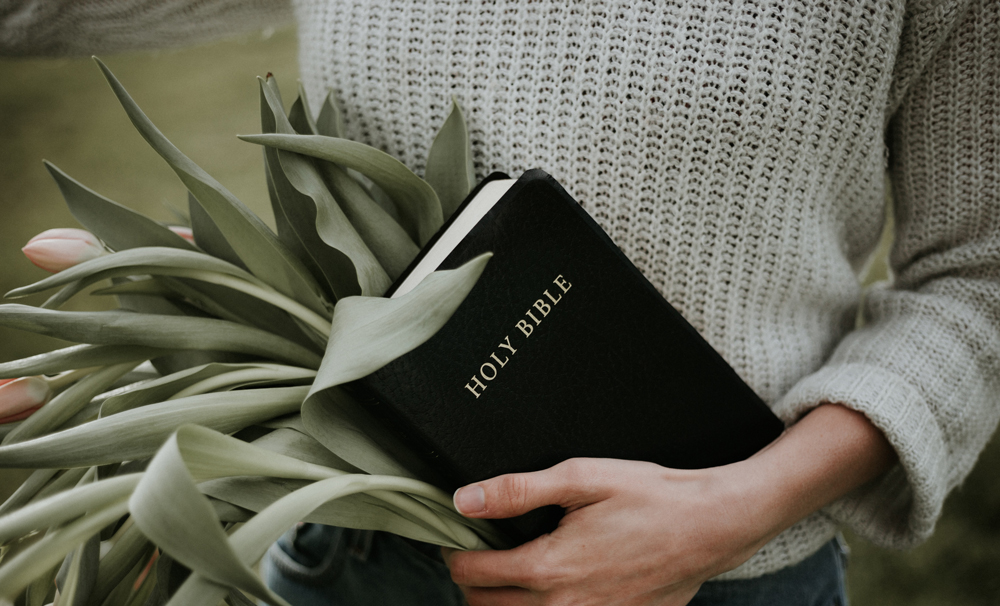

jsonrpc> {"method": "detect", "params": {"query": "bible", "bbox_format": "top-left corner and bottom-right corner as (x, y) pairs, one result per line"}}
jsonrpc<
(349, 169), (784, 542)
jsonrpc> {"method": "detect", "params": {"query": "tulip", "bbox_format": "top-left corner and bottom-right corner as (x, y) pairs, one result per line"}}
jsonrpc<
(168, 225), (196, 243)
(0, 377), (51, 423)
(22, 228), (105, 272)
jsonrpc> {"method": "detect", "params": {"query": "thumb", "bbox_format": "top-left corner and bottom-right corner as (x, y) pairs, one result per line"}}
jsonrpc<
(453, 459), (607, 519)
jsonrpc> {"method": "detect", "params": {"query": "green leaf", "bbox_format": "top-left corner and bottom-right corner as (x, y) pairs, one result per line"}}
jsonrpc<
(91, 279), (173, 297)
(43, 162), (197, 253)
(0, 468), (59, 517)
(0, 476), (139, 544)
(84, 524), (151, 606)
(198, 476), (456, 546)
(288, 82), (319, 135)
(3, 362), (139, 445)
(128, 432), (286, 605)
(310, 253), (491, 389)
(162, 277), (324, 352)
(261, 79), (335, 302)
(315, 90), (345, 139)
(0, 305), (323, 369)
(259, 81), (365, 299)
(93, 59), (330, 317)
(238, 133), (444, 245)
(250, 426), (358, 471)
(99, 363), (312, 419)
(6, 246), (275, 302)
(55, 534), (100, 606)
(0, 344), (168, 380)
(0, 386), (309, 468)
(188, 192), (246, 270)
(301, 388), (416, 479)
(318, 162), (419, 281)
(260, 79), (391, 297)
(0, 499), (130, 600)
(424, 98), (476, 220)
(24, 564), (57, 606)
(31, 467), (90, 504)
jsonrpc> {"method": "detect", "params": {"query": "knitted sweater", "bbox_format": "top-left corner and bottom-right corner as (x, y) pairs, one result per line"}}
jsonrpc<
(3, 0), (999, 581)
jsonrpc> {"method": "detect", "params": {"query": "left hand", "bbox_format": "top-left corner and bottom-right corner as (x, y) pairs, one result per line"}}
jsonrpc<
(441, 457), (769, 606)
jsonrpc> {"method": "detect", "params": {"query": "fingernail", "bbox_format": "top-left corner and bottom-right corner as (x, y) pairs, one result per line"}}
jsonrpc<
(454, 485), (486, 514)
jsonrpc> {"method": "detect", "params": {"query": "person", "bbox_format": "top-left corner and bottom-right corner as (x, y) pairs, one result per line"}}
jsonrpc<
(3, 1), (998, 604)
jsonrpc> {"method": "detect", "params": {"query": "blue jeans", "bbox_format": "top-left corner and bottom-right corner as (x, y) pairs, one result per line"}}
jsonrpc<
(262, 525), (849, 606)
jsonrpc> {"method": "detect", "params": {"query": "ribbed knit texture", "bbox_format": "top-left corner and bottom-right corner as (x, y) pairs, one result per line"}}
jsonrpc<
(3, 0), (999, 581)
(0, 0), (291, 56)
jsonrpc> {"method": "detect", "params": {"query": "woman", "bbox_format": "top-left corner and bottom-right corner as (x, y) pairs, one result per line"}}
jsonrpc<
(4, 1), (998, 604)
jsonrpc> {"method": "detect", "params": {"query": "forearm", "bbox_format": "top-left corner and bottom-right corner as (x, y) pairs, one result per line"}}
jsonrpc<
(729, 403), (898, 549)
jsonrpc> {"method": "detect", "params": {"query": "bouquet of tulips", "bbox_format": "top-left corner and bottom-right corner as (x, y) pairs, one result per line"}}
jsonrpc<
(0, 58), (505, 606)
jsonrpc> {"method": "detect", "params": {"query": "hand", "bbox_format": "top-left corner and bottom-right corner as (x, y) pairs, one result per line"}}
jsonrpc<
(442, 457), (769, 606)
(442, 404), (898, 606)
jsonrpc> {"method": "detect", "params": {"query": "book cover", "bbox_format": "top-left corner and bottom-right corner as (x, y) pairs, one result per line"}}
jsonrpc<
(351, 169), (785, 541)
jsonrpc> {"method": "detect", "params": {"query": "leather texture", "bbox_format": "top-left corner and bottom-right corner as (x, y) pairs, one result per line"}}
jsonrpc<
(358, 170), (785, 542)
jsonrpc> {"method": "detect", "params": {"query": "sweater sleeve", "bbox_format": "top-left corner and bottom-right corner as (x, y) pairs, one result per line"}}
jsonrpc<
(773, 0), (1000, 549)
(0, 0), (293, 57)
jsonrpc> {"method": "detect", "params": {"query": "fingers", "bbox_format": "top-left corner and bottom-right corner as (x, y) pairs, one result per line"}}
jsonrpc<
(459, 586), (533, 606)
(445, 543), (549, 589)
(454, 458), (610, 519)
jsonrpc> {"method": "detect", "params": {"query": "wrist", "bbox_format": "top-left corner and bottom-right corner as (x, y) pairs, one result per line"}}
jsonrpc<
(716, 403), (898, 548)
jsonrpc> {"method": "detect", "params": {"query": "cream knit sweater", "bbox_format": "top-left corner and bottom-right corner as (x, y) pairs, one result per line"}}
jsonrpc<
(3, 0), (999, 581)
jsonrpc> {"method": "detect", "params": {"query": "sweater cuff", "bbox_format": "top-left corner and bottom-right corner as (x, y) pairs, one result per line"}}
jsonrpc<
(772, 362), (949, 548)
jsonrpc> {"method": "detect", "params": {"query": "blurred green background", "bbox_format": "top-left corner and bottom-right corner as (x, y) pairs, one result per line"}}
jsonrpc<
(0, 27), (998, 605)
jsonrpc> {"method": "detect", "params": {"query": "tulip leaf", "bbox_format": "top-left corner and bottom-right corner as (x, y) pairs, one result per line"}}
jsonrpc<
(310, 253), (490, 390)
(31, 467), (90, 504)
(24, 564), (57, 606)
(238, 133), (443, 245)
(6, 246), (273, 302)
(54, 533), (100, 606)
(0, 305), (322, 369)
(0, 386), (308, 469)
(172, 471), (485, 606)
(43, 162), (197, 253)
(129, 432), (286, 605)
(288, 82), (318, 135)
(0, 344), (169, 380)
(261, 77), (331, 300)
(3, 362), (139, 445)
(261, 79), (391, 297)
(259, 79), (372, 299)
(0, 468), (60, 516)
(315, 90), (345, 139)
(188, 192), (246, 270)
(94, 59), (330, 317)
(99, 363), (311, 419)
(425, 98), (476, 220)
(254, 429), (356, 474)
(84, 523), (151, 606)
(164, 277), (324, 352)
(0, 498), (130, 600)
(318, 161), (419, 281)
(301, 388), (416, 479)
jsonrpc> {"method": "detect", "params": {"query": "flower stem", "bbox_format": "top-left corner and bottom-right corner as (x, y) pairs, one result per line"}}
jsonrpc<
(169, 365), (318, 400)
(178, 269), (333, 337)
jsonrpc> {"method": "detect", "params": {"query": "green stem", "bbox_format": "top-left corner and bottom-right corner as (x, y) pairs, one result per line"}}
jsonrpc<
(177, 269), (332, 337)
(168, 366), (318, 400)
(46, 367), (100, 392)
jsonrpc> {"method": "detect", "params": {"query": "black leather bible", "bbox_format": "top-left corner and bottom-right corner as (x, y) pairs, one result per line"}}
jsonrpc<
(351, 169), (784, 543)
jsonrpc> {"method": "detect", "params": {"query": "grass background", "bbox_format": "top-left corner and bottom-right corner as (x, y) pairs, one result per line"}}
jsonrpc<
(0, 27), (998, 605)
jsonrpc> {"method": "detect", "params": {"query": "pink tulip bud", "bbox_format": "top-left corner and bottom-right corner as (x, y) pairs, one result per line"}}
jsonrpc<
(0, 377), (51, 423)
(168, 225), (196, 243)
(22, 228), (105, 273)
